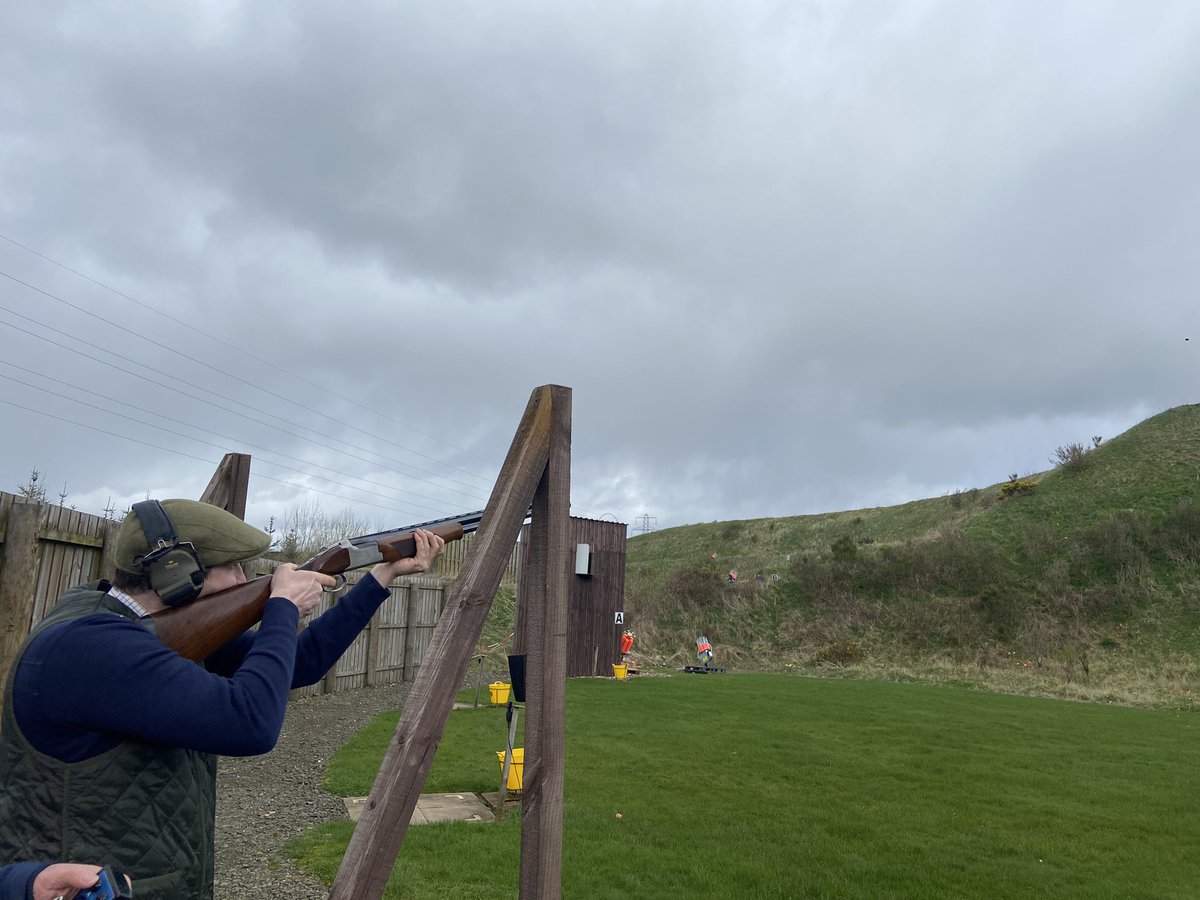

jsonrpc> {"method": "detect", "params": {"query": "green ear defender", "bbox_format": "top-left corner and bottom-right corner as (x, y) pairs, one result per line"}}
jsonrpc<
(132, 500), (207, 606)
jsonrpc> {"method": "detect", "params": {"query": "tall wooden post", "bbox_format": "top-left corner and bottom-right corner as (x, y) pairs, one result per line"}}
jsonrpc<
(0, 503), (43, 697)
(200, 452), (252, 519)
(329, 385), (569, 900)
(518, 386), (571, 899)
(98, 518), (121, 583)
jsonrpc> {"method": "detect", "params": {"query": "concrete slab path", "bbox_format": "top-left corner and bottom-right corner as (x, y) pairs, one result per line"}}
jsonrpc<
(344, 792), (500, 825)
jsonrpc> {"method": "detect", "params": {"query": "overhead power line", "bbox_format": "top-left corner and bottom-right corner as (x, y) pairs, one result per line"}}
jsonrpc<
(0, 396), (442, 520)
(0, 267), (494, 487)
(0, 230), (495, 467)
(0, 364), (485, 513)
(0, 311), (486, 497)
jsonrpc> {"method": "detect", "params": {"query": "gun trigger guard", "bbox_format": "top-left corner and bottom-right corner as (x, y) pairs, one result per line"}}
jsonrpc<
(324, 574), (346, 593)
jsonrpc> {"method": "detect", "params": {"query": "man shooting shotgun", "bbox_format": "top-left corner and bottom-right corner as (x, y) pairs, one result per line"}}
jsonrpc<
(0, 499), (453, 900)
(150, 509), (483, 661)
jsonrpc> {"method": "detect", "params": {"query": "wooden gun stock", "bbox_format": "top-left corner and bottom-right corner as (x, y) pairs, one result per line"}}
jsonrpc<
(148, 520), (467, 662)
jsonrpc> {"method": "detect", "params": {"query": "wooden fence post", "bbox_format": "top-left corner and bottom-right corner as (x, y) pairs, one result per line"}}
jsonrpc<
(366, 611), (381, 688)
(328, 385), (563, 900)
(98, 518), (120, 584)
(0, 503), (43, 694)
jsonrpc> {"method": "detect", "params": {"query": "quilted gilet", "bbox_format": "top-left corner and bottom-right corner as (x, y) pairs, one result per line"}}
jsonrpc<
(0, 582), (216, 899)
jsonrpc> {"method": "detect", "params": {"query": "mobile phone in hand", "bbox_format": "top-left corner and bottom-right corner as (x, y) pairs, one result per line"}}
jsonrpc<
(74, 866), (132, 899)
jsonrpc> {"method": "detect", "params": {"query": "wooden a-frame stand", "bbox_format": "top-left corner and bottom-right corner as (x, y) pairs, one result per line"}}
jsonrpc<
(328, 384), (572, 900)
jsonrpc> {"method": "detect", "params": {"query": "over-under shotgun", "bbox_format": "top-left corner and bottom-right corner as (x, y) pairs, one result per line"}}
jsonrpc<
(146, 510), (485, 662)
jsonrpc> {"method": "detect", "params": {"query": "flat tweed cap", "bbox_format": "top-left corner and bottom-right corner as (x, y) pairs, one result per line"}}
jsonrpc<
(115, 498), (271, 573)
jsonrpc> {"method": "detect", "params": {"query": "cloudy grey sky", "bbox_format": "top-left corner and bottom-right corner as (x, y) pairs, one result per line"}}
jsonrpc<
(1, 1), (1197, 535)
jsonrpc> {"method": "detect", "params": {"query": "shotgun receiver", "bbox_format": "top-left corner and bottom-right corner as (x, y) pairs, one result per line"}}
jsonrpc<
(146, 510), (484, 662)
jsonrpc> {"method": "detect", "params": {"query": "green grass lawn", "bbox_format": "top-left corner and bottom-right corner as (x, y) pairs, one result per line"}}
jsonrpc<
(288, 674), (1199, 899)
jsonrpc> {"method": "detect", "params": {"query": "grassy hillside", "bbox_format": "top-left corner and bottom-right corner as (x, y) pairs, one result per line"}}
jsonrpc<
(622, 404), (1200, 708)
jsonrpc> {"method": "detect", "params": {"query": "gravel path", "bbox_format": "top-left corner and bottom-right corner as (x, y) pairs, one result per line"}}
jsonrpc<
(213, 683), (411, 899)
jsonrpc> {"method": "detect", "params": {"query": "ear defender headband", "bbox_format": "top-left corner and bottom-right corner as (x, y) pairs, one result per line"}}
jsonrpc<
(132, 500), (206, 607)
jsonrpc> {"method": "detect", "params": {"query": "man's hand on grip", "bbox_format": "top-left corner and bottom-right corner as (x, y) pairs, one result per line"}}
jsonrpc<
(270, 563), (336, 618)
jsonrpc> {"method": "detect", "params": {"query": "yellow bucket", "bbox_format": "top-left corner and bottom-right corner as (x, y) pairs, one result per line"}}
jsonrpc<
(496, 748), (524, 790)
(489, 682), (510, 705)
(612, 664), (628, 680)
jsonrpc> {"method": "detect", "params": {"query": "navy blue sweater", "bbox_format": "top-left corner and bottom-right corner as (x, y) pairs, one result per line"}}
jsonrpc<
(12, 575), (391, 762)
(0, 862), (44, 900)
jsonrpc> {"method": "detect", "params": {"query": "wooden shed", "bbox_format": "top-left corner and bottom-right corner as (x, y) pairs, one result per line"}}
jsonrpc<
(516, 516), (628, 678)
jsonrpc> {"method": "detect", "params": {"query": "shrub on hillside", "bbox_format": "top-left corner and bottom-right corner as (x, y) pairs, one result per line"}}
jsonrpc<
(785, 552), (851, 603)
(949, 488), (979, 509)
(1020, 521), (1064, 567)
(857, 530), (1003, 598)
(1068, 503), (1200, 592)
(1055, 643), (1090, 682)
(1036, 558), (1073, 601)
(812, 590), (883, 631)
(811, 639), (864, 667)
(1150, 499), (1200, 562)
(720, 521), (744, 541)
(1014, 609), (1060, 668)
(1051, 441), (1093, 473)
(979, 584), (1024, 640)
(662, 563), (726, 611)
(786, 526), (1004, 607)
(1083, 581), (1137, 622)
(1000, 477), (1036, 499)
(1033, 559), (1085, 623)
(830, 535), (859, 564)
(1071, 511), (1151, 577)
(930, 528), (1005, 594)
(895, 595), (986, 652)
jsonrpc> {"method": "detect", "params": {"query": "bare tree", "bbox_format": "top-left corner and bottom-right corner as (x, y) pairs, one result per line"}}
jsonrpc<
(272, 499), (382, 562)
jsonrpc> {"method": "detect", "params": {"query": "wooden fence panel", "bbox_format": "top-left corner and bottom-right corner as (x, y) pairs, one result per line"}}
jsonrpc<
(372, 630), (408, 685)
(0, 497), (115, 631)
(36, 521), (103, 624)
(403, 578), (445, 684)
(372, 582), (411, 686)
(284, 572), (450, 699)
(436, 532), (522, 584)
(330, 633), (369, 694)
